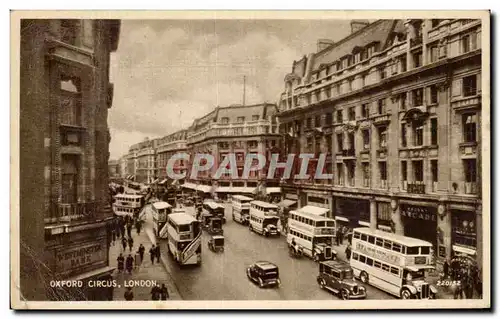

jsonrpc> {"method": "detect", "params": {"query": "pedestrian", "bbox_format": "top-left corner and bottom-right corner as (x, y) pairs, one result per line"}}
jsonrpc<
(160, 283), (169, 300)
(121, 236), (127, 251)
(443, 259), (449, 279)
(117, 253), (124, 273)
(345, 244), (352, 260)
(124, 287), (134, 301)
(128, 236), (134, 252)
(339, 227), (344, 245)
(111, 228), (116, 245)
(149, 244), (156, 265)
(127, 223), (132, 238)
(126, 254), (134, 274)
(136, 219), (142, 234)
(150, 285), (160, 301)
(134, 250), (141, 269)
(138, 244), (145, 263)
(155, 244), (161, 263)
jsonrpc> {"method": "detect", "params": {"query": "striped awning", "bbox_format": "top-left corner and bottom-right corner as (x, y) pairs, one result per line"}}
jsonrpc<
(215, 187), (255, 193)
(182, 182), (198, 190)
(197, 185), (212, 193)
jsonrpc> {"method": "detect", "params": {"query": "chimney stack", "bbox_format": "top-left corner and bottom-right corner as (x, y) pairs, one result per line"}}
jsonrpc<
(317, 39), (335, 52)
(350, 20), (370, 34)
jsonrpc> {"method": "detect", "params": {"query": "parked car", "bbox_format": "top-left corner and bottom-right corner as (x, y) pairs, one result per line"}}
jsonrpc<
(246, 261), (281, 288)
(317, 260), (367, 300)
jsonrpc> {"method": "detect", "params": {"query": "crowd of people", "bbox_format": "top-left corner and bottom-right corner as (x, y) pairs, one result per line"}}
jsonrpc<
(442, 256), (482, 299)
(111, 214), (169, 301)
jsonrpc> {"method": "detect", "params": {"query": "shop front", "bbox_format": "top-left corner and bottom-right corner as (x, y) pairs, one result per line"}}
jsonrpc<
(334, 197), (370, 229)
(451, 209), (477, 259)
(376, 202), (393, 233)
(400, 204), (438, 248)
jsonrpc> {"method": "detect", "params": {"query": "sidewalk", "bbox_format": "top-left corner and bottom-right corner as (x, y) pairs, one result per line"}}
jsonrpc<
(108, 225), (182, 301)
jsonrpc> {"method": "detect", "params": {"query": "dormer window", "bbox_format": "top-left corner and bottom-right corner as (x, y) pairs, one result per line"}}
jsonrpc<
(221, 117), (229, 124)
(252, 115), (259, 121)
(237, 116), (245, 123)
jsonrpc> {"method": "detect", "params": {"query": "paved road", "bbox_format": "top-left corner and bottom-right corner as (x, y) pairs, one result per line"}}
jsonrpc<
(143, 202), (394, 301)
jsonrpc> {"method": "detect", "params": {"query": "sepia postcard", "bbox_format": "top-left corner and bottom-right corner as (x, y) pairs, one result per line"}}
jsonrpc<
(10, 10), (491, 310)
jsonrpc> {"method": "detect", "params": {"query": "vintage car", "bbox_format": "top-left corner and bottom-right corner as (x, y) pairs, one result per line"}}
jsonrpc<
(317, 260), (367, 300)
(246, 261), (281, 288)
(208, 235), (224, 252)
(208, 217), (224, 235)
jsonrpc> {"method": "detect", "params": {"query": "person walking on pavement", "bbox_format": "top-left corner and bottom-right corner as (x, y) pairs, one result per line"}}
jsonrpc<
(160, 283), (169, 300)
(121, 236), (127, 252)
(150, 285), (160, 301)
(345, 243), (352, 260)
(136, 219), (142, 235)
(126, 254), (134, 274)
(124, 287), (134, 301)
(127, 222), (133, 238)
(149, 244), (156, 265)
(443, 259), (449, 279)
(155, 244), (161, 263)
(128, 236), (134, 252)
(117, 253), (125, 273)
(138, 244), (145, 264)
(111, 228), (116, 245)
(134, 250), (141, 269)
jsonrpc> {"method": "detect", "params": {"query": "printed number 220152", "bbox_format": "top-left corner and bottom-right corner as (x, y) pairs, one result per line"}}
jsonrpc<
(437, 280), (461, 286)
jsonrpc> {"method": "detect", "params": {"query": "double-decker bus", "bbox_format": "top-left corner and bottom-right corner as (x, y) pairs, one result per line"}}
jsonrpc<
(113, 194), (145, 218)
(125, 181), (142, 192)
(231, 195), (253, 225)
(287, 205), (336, 261)
(249, 201), (280, 237)
(166, 213), (202, 266)
(349, 227), (437, 299)
(152, 201), (172, 238)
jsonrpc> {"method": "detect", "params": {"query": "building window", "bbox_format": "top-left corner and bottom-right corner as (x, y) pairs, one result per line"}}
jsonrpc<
(413, 121), (424, 146)
(379, 162), (387, 188)
(463, 159), (477, 194)
(347, 161), (355, 186)
(429, 45), (438, 63)
(431, 160), (438, 191)
(377, 98), (386, 114)
(60, 19), (78, 46)
(461, 33), (477, 53)
(362, 163), (370, 187)
(362, 129), (370, 150)
(361, 103), (369, 118)
(61, 154), (79, 203)
(401, 161), (408, 190)
(306, 117), (312, 129)
(431, 19), (441, 28)
(378, 126), (387, 148)
(463, 113), (477, 142)
(463, 75), (477, 97)
(379, 65), (387, 80)
(306, 137), (313, 153)
(326, 135), (333, 155)
(413, 160), (424, 182)
(315, 115), (321, 127)
(412, 88), (424, 106)
(413, 51), (422, 68)
(252, 115), (259, 121)
(336, 133), (344, 152)
(400, 56), (407, 72)
(401, 123), (407, 147)
(221, 117), (229, 124)
(60, 77), (82, 127)
(430, 85), (438, 104)
(431, 118), (438, 145)
(336, 110), (343, 123)
(237, 116), (245, 123)
(315, 138), (321, 155)
(400, 93), (407, 110)
(348, 107), (356, 121)
(348, 133), (355, 153)
(337, 163), (344, 185)
(325, 113), (333, 125)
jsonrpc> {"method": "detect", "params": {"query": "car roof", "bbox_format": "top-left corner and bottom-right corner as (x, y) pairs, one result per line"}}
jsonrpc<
(152, 201), (172, 209)
(255, 261), (278, 270)
(250, 200), (278, 209)
(321, 260), (352, 271)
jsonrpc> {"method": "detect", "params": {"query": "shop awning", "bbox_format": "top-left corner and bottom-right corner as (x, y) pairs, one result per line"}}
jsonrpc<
(215, 187), (232, 193)
(377, 224), (392, 231)
(215, 187), (255, 193)
(277, 199), (297, 208)
(335, 216), (349, 222)
(358, 221), (370, 227)
(298, 205), (330, 216)
(452, 245), (477, 256)
(197, 185), (212, 193)
(182, 182), (198, 190)
(159, 179), (168, 185)
(152, 178), (159, 184)
(171, 179), (179, 186)
(266, 187), (281, 194)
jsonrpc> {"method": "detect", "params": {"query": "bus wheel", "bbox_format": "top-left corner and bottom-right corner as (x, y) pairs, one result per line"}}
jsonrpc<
(401, 288), (412, 299)
(360, 271), (369, 284)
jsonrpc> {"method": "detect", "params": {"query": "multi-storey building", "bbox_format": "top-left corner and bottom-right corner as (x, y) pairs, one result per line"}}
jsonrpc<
(184, 103), (282, 200)
(20, 19), (120, 300)
(126, 144), (138, 180)
(277, 19), (482, 268)
(118, 154), (128, 179)
(133, 138), (157, 184)
(156, 129), (188, 187)
(108, 159), (120, 178)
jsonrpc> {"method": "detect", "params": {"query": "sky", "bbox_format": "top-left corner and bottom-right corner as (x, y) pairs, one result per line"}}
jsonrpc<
(109, 19), (355, 160)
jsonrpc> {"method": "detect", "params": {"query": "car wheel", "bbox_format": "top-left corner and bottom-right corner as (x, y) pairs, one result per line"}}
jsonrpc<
(265, 232), (269, 237)
(314, 254), (320, 262)
(340, 289), (349, 300)
(318, 278), (326, 289)
(249, 225), (253, 232)
(401, 288), (412, 299)
(360, 271), (369, 284)
(258, 278), (265, 288)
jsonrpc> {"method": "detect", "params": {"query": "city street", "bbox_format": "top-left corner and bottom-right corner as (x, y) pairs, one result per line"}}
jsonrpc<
(143, 202), (394, 301)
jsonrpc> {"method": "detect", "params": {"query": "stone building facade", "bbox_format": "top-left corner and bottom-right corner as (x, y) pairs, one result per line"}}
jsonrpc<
(20, 19), (120, 300)
(155, 129), (188, 185)
(277, 19), (482, 268)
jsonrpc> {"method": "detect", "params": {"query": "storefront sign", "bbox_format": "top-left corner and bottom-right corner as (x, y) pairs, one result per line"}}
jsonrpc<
(355, 242), (401, 265)
(56, 242), (106, 273)
(401, 206), (436, 222)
